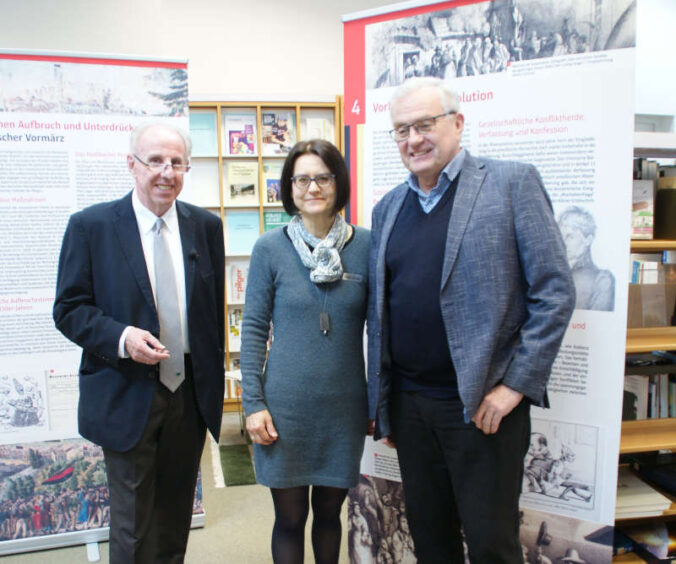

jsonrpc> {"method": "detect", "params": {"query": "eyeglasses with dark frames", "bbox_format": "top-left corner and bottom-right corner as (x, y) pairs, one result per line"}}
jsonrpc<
(291, 173), (336, 190)
(389, 111), (457, 142)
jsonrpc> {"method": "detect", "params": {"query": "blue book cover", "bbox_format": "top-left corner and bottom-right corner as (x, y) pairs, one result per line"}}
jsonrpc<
(226, 211), (260, 255)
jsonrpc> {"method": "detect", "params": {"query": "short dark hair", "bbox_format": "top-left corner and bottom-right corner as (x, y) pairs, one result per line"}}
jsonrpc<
(280, 139), (350, 216)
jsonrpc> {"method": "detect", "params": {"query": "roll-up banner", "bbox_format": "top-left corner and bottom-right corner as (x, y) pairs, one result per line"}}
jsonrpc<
(0, 50), (202, 556)
(344, 1), (635, 562)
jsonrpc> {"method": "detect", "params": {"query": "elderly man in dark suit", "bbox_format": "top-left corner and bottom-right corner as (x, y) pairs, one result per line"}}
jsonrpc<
(54, 122), (224, 563)
(367, 77), (575, 563)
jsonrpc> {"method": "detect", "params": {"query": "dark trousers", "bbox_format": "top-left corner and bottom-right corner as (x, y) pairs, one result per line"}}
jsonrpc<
(103, 357), (206, 564)
(391, 392), (530, 564)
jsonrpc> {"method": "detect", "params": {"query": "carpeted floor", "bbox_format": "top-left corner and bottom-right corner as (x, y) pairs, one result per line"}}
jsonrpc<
(219, 444), (256, 486)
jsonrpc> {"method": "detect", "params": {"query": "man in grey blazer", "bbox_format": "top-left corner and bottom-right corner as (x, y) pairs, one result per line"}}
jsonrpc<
(367, 77), (574, 563)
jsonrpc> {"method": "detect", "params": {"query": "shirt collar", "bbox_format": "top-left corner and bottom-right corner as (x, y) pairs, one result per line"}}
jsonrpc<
(132, 189), (179, 235)
(406, 147), (466, 198)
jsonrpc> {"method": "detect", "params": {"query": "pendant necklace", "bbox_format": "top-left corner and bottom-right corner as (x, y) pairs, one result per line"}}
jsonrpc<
(319, 286), (330, 336)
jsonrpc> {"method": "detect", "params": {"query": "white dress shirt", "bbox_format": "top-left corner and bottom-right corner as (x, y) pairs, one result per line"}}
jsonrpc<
(118, 189), (190, 356)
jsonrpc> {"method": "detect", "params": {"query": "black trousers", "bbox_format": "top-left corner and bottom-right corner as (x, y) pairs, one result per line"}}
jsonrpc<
(103, 356), (206, 564)
(391, 391), (530, 564)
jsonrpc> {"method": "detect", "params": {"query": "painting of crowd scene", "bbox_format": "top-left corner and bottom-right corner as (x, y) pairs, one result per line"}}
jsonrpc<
(0, 439), (109, 541)
(365, 0), (636, 89)
(0, 438), (204, 542)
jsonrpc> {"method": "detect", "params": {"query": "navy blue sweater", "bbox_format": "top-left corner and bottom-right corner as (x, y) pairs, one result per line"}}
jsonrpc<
(386, 179), (460, 398)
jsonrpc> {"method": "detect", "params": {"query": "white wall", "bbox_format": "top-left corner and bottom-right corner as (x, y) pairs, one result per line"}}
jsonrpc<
(635, 0), (676, 118)
(0, 0), (673, 117)
(0, 0), (387, 101)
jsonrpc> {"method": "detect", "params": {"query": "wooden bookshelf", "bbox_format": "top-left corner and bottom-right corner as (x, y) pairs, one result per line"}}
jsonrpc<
(614, 141), (676, 561)
(620, 419), (676, 454)
(188, 98), (343, 411)
(626, 327), (676, 353)
(631, 239), (676, 252)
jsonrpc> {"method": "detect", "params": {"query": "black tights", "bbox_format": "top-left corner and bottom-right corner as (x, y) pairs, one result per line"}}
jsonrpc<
(270, 485), (348, 564)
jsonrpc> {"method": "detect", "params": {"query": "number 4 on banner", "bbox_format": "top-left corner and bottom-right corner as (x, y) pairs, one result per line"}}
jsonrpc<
(351, 99), (360, 115)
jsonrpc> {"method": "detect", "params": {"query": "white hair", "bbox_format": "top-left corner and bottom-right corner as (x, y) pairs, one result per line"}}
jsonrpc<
(129, 121), (192, 160)
(391, 77), (460, 115)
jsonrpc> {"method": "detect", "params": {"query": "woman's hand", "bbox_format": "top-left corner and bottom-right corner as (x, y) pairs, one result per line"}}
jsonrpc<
(246, 409), (279, 445)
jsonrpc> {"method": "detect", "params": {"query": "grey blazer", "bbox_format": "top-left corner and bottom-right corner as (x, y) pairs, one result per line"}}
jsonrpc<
(367, 151), (575, 440)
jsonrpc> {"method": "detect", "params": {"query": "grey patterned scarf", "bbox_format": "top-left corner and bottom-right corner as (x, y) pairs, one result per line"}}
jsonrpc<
(288, 214), (349, 283)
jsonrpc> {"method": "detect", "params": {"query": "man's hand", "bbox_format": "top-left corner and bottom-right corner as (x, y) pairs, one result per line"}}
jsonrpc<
(246, 409), (279, 445)
(382, 436), (396, 448)
(124, 327), (170, 365)
(367, 419), (395, 447)
(471, 384), (523, 435)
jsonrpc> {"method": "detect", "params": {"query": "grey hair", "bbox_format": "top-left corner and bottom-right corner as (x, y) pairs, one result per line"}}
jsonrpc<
(391, 77), (460, 116)
(558, 205), (596, 238)
(129, 121), (192, 160)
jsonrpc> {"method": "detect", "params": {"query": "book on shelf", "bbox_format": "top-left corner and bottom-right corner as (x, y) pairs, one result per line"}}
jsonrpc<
(225, 161), (258, 206)
(229, 356), (240, 372)
(227, 377), (242, 400)
(634, 158), (659, 182)
(225, 210), (260, 255)
(633, 179), (655, 240)
(304, 117), (334, 142)
(263, 210), (293, 232)
(189, 111), (218, 156)
(228, 307), (243, 353)
(228, 259), (249, 303)
(224, 112), (256, 155)
(628, 452), (676, 498)
(618, 520), (676, 562)
(623, 373), (675, 420)
(623, 374), (650, 420)
(224, 356), (241, 400)
(629, 253), (669, 284)
(627, 250), (676, 327)
(183, 158), (220, 207)
(261, 110), (296, 155)
(616, 466), (672, 519)
(648, 374), (676, 419)
(655, 185), (676, 240)
(263, 161), (283, 204)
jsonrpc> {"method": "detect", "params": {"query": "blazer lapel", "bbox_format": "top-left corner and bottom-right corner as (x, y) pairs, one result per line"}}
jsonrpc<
(377, 185), (408, 317)
(113, 193), (157, 314)
(440, 154), (486, 291)
(177, 201), (197, 309)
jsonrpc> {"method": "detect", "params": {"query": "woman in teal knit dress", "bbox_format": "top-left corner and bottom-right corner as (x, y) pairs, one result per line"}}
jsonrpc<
(241, 139), (369, 564)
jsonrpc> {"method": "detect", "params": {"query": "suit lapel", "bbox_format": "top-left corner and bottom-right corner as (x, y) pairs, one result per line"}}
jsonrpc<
(177, 201), (197, 309)
(377, 185), (408, 316)
(113, 193), (156, 314)
(440, 154), (486, 291)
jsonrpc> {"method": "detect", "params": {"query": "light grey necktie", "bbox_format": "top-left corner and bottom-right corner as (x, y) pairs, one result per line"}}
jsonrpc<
(153, 218), (184, 392)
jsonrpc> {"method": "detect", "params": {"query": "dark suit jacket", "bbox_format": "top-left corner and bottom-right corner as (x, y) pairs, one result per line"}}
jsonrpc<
(53, 192), (225, 452)
(367, 152), (575, 439)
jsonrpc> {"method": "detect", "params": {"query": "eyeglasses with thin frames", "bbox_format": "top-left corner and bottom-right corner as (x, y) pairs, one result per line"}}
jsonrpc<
(133, 154), (191, 174)
(291, 174), (336, 190)
(389, 111), (457, 142)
